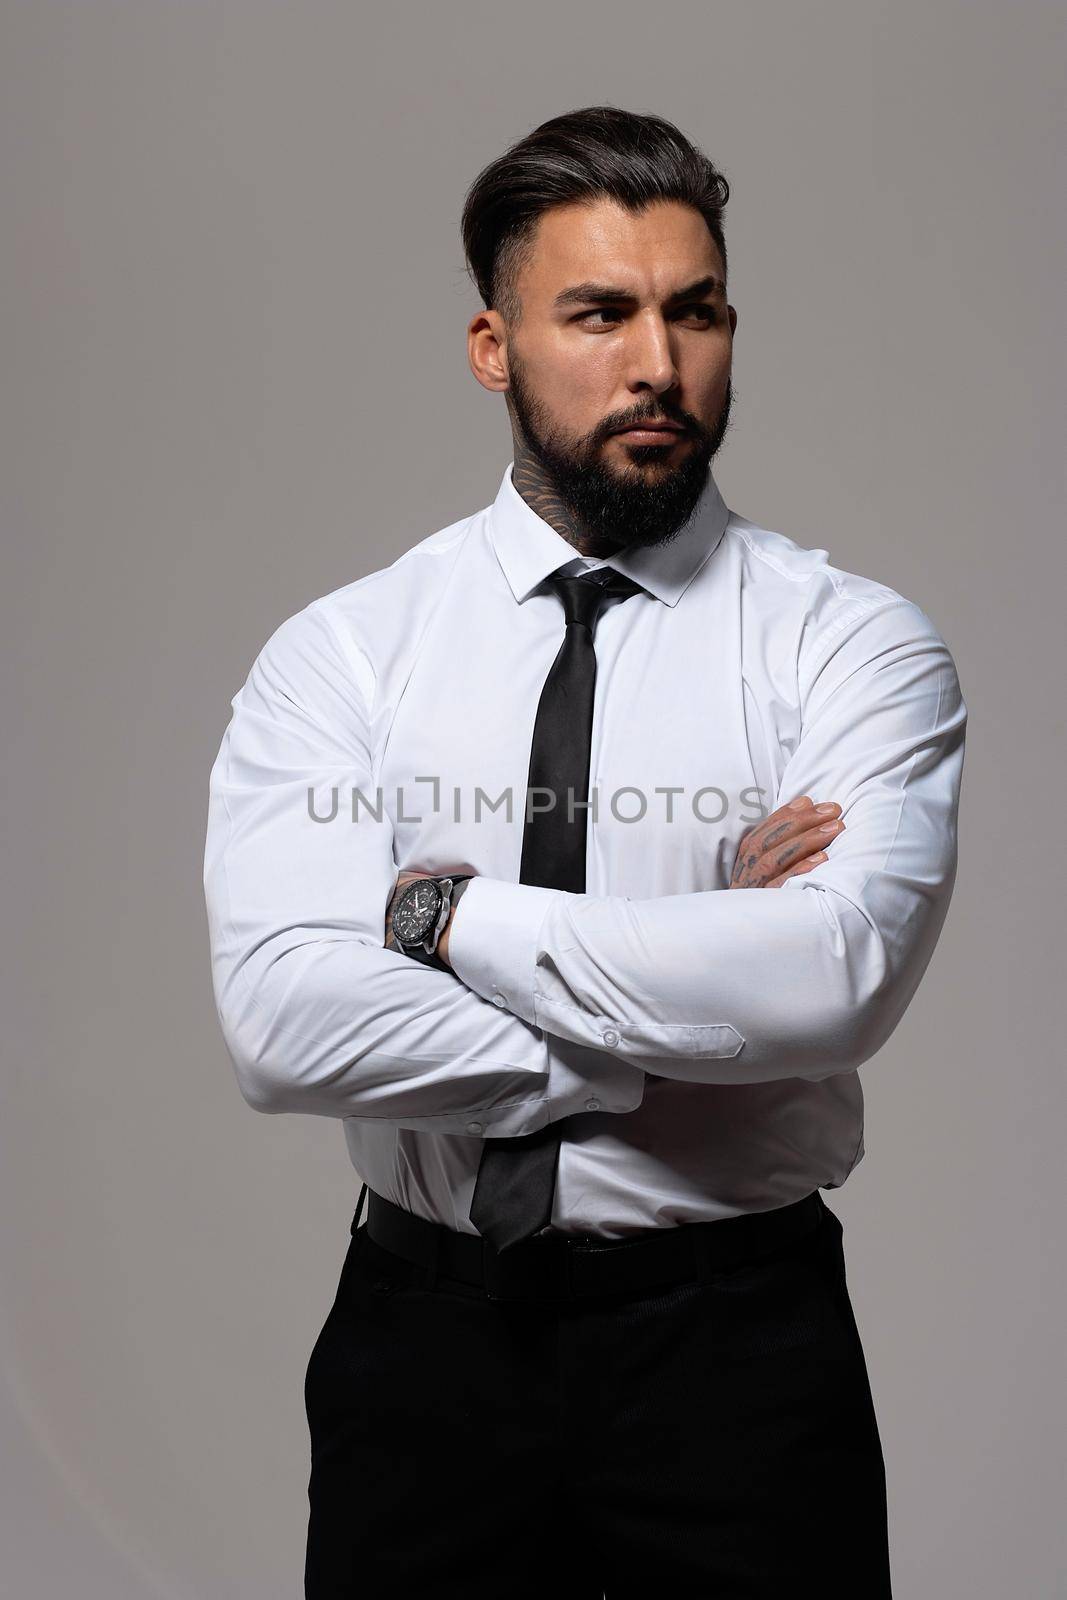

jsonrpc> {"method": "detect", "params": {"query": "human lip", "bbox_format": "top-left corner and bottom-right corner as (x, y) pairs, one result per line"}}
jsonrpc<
(614, 425), (687, 444)
(613, 422), (687, 440)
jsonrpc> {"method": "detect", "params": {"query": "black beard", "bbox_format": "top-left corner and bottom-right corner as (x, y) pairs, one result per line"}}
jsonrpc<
(507, 360), (734, 551)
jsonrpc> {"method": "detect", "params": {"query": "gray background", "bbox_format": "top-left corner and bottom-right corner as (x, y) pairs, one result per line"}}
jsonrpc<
(2, 2), (1063, 1596)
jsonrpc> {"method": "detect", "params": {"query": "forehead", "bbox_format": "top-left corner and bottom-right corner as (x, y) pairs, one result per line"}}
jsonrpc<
(519, 198), (723, 303)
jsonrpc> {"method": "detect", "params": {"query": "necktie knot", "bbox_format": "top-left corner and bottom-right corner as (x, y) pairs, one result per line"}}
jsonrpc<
(547, 568), (644, 629)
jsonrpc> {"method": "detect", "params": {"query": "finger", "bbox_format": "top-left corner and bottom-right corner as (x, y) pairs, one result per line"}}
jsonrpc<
(733, 816), (811, 881)
(766, 851), (827, 887)
(758, 816), (845, 876)
(732, 814), (844, 887)
(736, 803), (810, 857)
(737, 799), (840, 862)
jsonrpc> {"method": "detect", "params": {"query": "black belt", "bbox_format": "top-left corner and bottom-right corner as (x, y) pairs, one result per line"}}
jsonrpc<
(354, 1183), (829, 1303)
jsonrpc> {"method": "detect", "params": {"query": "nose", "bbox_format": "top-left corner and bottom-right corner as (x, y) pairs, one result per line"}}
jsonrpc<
(624, 309), (680, 397)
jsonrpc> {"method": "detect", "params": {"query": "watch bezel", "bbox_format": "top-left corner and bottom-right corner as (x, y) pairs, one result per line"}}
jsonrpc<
(393, 877), (446, 949)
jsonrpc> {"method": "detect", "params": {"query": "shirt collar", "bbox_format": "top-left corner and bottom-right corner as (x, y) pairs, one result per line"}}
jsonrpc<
(487, 459), (730, 607)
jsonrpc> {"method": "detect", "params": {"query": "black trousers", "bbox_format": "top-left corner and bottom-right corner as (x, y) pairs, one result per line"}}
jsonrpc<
(304, 1192), (891, 1597)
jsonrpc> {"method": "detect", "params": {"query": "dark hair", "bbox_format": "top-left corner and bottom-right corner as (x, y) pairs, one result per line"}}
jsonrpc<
(461, 105), (730, 326)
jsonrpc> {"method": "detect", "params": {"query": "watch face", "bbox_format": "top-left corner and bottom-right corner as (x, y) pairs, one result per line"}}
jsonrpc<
(394, 879), (442, 945)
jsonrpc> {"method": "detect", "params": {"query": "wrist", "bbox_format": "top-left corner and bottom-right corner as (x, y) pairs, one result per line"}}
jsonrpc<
(436, 876), (473, 968)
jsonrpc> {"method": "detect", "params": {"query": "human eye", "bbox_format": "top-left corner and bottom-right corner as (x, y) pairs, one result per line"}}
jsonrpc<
(575, 307), (623, 327)
(678, 303), (717, 324)
(574, 303), (717, 328)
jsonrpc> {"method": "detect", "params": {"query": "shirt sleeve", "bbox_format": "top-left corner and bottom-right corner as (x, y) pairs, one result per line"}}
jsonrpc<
(202, 599), (644, 1129)
(447, 596), (967, 1085)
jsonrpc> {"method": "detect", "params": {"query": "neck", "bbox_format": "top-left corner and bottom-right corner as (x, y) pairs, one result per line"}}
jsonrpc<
(510, 434), (624, 559)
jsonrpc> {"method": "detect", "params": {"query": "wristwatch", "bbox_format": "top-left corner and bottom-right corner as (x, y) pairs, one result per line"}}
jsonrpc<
(392, 874), (474, 972)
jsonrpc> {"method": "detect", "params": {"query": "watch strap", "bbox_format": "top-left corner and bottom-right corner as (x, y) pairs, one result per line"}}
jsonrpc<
(402, 940), (451, 974)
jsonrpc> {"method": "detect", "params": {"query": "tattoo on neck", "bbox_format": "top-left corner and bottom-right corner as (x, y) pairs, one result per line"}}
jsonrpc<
(511, 438), (623, 559)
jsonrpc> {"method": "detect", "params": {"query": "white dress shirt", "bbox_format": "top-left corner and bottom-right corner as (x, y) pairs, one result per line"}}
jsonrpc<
(203, 461), (966, 1236)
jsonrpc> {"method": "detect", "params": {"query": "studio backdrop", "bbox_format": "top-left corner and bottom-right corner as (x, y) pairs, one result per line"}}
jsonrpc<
(2, 3), (1063, 1597)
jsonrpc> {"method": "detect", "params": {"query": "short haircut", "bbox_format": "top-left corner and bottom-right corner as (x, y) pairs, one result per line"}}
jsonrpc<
(461, 105), (731, 326)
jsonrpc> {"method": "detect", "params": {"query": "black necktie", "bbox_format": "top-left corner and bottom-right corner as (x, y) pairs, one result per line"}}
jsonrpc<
(468, 566), (644, 1252)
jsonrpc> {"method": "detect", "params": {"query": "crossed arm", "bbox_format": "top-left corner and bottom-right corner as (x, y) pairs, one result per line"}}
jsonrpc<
(441, 598), (966, 1085)
(204, 593), (965, 1126)
(386, 793), (846, 966)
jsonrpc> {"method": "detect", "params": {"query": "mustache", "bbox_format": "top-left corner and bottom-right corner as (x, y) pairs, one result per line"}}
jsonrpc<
(605, 411), (694, 436)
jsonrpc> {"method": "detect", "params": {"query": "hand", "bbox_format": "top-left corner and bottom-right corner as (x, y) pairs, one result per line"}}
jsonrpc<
(729, 796), (844, 888)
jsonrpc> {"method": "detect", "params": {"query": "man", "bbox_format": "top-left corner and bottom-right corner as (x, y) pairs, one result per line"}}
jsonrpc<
(204, 105), (965, 1597)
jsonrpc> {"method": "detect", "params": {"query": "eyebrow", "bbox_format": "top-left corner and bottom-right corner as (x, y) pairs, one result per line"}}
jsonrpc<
(552, 274), (727, 310)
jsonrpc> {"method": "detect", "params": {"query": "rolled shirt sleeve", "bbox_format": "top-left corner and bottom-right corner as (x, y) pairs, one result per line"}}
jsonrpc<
(447, 597), (967, 1085)
(203, 599), (644, 1130)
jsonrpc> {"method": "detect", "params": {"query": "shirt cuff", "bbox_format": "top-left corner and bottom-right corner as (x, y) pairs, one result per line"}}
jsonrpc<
(446, 875), (567, 1025)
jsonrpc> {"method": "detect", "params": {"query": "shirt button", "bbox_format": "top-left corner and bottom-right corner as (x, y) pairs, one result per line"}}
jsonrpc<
(602, 1028), (620, 1047)
(585, 1097), (601, 1112)
(466, 1121), (483, 1134)
(491, 993), (507, 1008)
